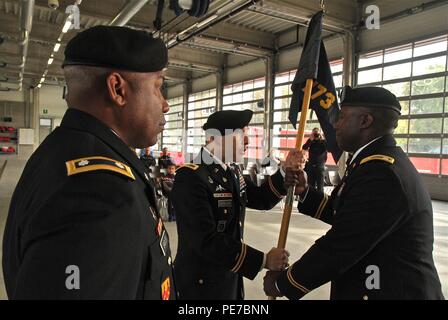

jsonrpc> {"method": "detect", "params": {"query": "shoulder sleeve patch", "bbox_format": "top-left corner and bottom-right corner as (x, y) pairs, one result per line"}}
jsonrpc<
(360, 154), (395, 165)
(177, 163), (199, 171)
(66, 156), (135, 180)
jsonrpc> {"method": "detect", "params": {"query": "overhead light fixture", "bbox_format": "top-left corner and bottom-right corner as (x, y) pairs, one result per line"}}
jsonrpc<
(37, 84), (42, 88)
(196, 14), (218, 28)
(62, 19), (72, 33)
(54, 43), (61, 52)
(40, 77), (45, 83)
(167, 38), (177, 47)
(48, 58), (54, 65)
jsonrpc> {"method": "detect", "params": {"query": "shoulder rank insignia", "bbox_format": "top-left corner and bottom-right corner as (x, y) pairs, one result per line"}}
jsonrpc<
(65, 156), (135, 180)
(360, 154), (395, 165)
(177, 163), (199, 171)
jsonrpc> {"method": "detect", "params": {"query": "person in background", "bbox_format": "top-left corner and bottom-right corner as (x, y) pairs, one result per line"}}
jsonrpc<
(302, 127), (327, 192)
(161, 161), (176, 222)
(140, 147), (156, 173)
(158, 147), (173, 169)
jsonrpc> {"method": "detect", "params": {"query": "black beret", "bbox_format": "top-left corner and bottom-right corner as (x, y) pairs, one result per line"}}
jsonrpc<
(203, 110), (253, 135)
(62, 26), (167, 72)
(340, 86), (401, 114)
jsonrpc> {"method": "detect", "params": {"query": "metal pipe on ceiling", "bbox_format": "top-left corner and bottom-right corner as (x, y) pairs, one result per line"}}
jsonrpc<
(7, 0), (35, 91)
(250, 4), (347, 34)
(109, 0), (150, 26)
(169, 0), (272, 58)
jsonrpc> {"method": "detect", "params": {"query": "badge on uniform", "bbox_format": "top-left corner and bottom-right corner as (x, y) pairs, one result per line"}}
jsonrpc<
(213, 192), (233, 198)
(217, 220), (227, 232)
(159, 229), (170, 256)
(215, 184), (225, 192)
(156, 218), (163, 236)
(218, 199), (232, 208)
(161, 277), (170, 300)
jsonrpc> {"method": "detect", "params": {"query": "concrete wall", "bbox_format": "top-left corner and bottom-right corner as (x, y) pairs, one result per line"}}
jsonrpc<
(422, 176), (448, 202)
(38, 85), (67, 118)
(0, 90), (26, 103)
(358, 3), (448, 53)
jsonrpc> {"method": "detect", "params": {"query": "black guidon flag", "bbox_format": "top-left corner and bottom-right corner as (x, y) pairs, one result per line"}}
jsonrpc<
(288, 10), (342, 163)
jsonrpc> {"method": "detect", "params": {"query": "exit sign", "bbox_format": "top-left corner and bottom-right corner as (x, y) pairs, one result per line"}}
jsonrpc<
(43, 109), (48, 114)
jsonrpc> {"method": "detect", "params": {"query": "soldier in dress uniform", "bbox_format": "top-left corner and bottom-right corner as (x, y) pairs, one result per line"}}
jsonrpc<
(172, 109), (301, 300)
(2, 26), (175, 299)
(263, 86), (444, 300)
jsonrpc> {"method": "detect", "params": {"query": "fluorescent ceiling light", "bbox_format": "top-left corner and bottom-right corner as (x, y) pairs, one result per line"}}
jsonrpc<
(37, 84), (42, 88)
(54, 43), (61, 52)
(196, 14), (218, 28)
(167, 39), (177, 47)
(62, 19), (72, 33)
(48, 58), (54, 65)
(40, 77), (45, 83)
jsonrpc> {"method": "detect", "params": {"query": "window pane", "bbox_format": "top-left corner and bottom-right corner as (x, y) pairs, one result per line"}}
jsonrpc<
(223, 95), (232, 105)
(274, 98), (290, 110)
(330, 61), (343, 73)
(414, 36), (448, 57)
(408, 138), (441, 154)
(232, 83), (242, 93)
(305, 122), (320, 133)
(187, 128), (203, 136)
(412, 56), (446, 76)
(399, 100), (410, 115)
(254, 78), (265, 88)
(272, 136), (296, 149)
(275, 72), (290, 84)
(358, 68), (382, 84)
(395, 138), (408, 152)
(273, 123), (295, 134)
(273, 111), (289, 122)
(274, 84), (290, 97)
(333, 75), (343, 88)
(251, 113), (264, 123)
(445, 118), (448, 134)
(412, 77), (445, 95)
(410, 157), (440, 174)
(384, 44), (412, 63)
(409, 118), (442, 134)
(358, 51), (383, 68)
(383, 82), (410, 97)
(383, 62), (411, 81)
(243, 80), (254, 91)
(442, 159), (448, 175)
(253, 89), (265, 100)
(165, 112), (182, 122)
(243, 91), (253, 101)
(395, 119), (408, 134)
(443, 139), (448, 155)
(410, 97), (443, 114)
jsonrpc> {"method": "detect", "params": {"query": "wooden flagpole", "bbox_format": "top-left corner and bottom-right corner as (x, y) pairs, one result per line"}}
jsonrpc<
(268, 78), (314, 300)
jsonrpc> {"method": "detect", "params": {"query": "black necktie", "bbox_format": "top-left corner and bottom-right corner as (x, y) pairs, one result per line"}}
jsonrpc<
(346, 153), (354, 167)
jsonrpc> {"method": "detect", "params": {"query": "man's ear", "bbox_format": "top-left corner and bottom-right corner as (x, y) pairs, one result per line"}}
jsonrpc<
(106, 72), (127, 107)
(360, 112), (375, 129)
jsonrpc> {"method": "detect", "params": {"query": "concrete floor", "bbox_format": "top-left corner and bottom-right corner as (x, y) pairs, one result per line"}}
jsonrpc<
(0, 159), (446, 300)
